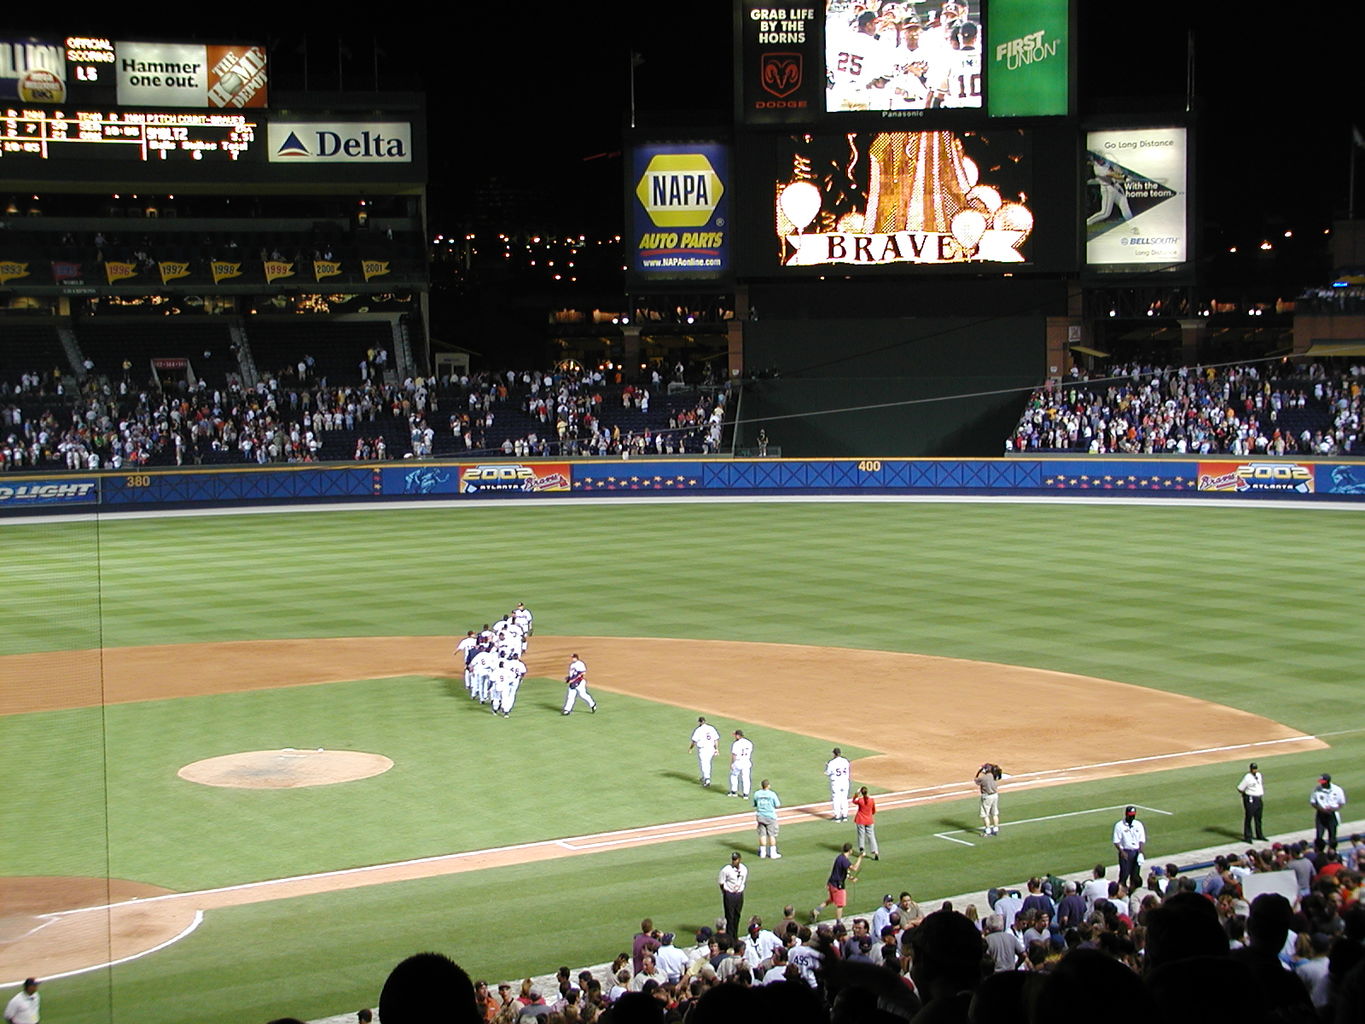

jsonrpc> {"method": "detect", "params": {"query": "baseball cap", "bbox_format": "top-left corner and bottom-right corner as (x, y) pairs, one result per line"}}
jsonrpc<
(883, 893), (895, 902)
(1320, 773), (1332, 783)
(662, 933), (675, 944)
(1249, 762), (1258, 770)
(731, 851), (742, 860)
(1125, 805), (1137, 813)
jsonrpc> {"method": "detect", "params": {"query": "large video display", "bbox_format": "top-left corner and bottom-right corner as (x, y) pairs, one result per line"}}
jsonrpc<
(1084, 126), (1187, 269)
(0, 36), (267, 108)
(824, 1), (983, 113)
(738, 0), (1068, 125)
(770, 129), (1032, 268)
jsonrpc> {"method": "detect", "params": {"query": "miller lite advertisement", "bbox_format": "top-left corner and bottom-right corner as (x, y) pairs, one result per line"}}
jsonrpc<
(738, 2), (823, 124)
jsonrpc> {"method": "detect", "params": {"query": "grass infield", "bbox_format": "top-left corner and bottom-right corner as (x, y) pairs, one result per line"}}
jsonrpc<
(1, 499), (1363, 1024)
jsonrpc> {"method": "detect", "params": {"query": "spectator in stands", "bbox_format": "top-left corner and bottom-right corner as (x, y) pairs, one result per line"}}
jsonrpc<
(378, 952), (480, 1024)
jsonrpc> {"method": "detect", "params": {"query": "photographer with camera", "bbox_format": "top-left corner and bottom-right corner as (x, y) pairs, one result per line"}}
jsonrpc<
(975, 762), (1004, 836)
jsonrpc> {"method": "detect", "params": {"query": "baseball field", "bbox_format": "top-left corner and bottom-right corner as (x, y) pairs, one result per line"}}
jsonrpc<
(1, 495), (1362, 1023)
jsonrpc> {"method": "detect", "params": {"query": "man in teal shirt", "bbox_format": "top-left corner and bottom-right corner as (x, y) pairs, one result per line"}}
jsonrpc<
(754, 780), (782, 859)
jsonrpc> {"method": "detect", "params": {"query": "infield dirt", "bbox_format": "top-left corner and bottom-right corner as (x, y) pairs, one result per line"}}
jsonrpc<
(0, 635), (1323, 980)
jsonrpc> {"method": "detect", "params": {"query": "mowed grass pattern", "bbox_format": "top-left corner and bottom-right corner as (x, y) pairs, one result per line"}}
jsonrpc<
(2, 499), (1364, 1024)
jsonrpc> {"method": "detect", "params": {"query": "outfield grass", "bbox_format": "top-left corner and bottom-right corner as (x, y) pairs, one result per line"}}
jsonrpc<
(2, 500), (1364, 1024)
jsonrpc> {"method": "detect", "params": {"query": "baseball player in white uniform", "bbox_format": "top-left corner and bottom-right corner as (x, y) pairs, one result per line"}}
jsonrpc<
(511, 602), (533, 636)
(562, 653), (597, 715)
(489, 659), (515, 716)
(506, 651), (527, 707)
(689, 716), (721, 787)
(728, 730), (754, 798)
(825, 748), (852, 821)
(455, 630), (478, 693)
(470, 646), (497, 704)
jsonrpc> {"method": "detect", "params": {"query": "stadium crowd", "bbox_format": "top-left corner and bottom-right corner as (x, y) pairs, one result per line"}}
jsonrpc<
(280, 832), (1365, 1024)
(1007, 360), (1365, 456)
(0, 362), (730, 472)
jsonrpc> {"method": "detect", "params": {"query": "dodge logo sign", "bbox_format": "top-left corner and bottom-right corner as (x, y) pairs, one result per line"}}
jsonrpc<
(760, 53), (802, 98)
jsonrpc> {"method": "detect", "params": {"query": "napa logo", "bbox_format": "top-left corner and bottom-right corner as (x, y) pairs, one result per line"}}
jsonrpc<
(636, 153), (724, 228)
(267, 122), (412, 163)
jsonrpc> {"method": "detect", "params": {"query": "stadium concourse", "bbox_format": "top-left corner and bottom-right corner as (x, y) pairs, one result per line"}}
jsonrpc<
(303, 821), (1365, 1024)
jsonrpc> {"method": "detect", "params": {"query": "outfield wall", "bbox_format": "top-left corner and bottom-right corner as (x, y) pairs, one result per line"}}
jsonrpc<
(4, 456), (1365, 513)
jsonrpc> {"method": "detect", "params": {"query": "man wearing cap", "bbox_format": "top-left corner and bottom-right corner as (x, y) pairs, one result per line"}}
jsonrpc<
(688, 717), (720, 788)
(561, 653), (597, 715)
(718, 852), (748, 939)
(871, 893), (897, 936)
(1310, 773), (1347, 847)
(1238, 762), (1268, 842)
(824, 748), (852, 821)
(728, 731), (754, 799)
(740, 918), (781, 969)
(4, 979), (40, 1024)
(653, 933), (689, 983)
(1112, 805), (1146, 890)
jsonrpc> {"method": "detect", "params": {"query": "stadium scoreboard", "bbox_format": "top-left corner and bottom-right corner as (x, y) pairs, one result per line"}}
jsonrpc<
(1, 35), (268, 109)
(1, 107), (257, 163)
(722, 0), (1081, 278)
(736, 0), (1072, 126)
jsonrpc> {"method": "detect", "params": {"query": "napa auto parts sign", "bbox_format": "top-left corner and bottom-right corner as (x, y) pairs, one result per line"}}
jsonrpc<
(630, 142), (730, 282)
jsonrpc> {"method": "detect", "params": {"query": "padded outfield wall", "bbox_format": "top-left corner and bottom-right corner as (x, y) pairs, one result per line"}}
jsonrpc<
(3, 455), (1365, 513)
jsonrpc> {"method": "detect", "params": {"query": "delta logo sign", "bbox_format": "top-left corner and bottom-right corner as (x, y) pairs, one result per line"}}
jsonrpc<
(267, 122), (411, 163)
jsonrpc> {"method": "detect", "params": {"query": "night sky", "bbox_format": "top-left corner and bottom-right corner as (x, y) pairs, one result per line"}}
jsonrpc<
(17, 6), (1358, 284)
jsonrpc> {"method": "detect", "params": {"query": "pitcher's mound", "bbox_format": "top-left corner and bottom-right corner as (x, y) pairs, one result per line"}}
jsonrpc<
(179, 749), (393, 789)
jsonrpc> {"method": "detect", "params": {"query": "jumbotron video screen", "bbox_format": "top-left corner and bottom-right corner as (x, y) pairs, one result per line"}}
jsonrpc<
(772, 128), (1031, 268)
(824, 0), (982, 114)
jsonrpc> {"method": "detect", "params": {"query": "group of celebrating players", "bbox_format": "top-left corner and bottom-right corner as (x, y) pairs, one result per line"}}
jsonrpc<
(455, 603), (535, 718)
(826, 0), (982, 112)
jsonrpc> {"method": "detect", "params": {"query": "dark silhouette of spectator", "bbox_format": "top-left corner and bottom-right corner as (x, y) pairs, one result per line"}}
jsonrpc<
(1228, 893), (1316, 1023)
(1146, 957), (1270, 1024)
(1032, 947), (1153, 1024)
(908, 910), (985, 1024)
(601, 990), (665, 1024)
(1142, 892), (1228, 972)
(378, 951), (480, 1024)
